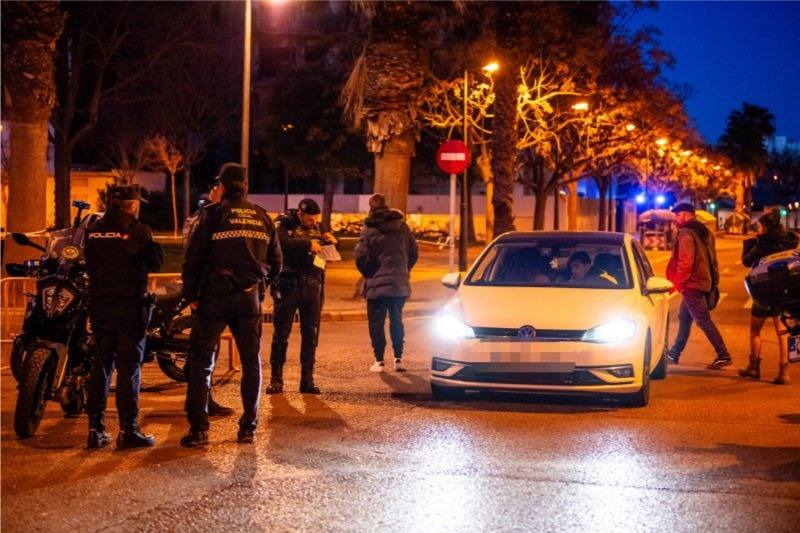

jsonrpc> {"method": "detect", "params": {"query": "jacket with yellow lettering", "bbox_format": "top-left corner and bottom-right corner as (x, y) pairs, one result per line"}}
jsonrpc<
(182, 195), (282, 302)
(85, 209), (164, 299)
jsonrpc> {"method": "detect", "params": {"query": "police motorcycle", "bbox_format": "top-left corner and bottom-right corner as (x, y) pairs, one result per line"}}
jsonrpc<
(745, 248), (800, 361)
(142, 283), (191, 382)
(5, 201), (98, 438)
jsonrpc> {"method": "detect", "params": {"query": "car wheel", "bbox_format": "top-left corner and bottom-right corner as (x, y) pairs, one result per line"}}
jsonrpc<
(623, 331), (651, 408)
(431, 383), (466, 401)
(651, 314), (669, 380)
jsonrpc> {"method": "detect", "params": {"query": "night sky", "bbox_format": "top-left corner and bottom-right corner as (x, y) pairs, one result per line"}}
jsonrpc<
(631, 1), (800, 143)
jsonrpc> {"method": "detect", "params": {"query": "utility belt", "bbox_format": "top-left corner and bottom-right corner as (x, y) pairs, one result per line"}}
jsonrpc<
(202, 270), (260, 298)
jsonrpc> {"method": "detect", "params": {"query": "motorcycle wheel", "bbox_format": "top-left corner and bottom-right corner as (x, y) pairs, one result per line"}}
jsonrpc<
(14, 347), (56, 438)
(156, 315), (193, 382)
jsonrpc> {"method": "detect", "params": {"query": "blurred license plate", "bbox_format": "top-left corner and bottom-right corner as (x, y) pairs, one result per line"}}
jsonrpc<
(790, 335), (800, 363)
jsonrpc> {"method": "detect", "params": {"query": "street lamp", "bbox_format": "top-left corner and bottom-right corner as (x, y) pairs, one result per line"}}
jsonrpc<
(458, 60), (498, 271)
(241, 0), (253, 171)
(625, 123), (636, 132)
(655, 137), (667, 147)
(571, 101), (589, 112)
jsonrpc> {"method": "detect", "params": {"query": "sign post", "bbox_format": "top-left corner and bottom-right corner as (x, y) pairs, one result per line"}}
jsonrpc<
(436, 140), (472, 273)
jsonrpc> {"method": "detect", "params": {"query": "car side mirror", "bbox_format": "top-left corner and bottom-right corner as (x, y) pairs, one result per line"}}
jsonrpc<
(441, 272), (461, 290)
(644, 276), (673, 295)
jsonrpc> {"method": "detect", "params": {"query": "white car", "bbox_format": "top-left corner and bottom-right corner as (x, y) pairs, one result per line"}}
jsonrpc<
(429, 231), (673, 407)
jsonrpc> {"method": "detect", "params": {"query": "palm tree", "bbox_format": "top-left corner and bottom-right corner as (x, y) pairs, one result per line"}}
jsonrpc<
(719, 103), (776, 219)
(341, 3), (431, 213)
(1, 2), (63, 244)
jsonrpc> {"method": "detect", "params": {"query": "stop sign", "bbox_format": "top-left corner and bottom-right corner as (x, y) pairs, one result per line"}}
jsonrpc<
(436, 140), (471, 174)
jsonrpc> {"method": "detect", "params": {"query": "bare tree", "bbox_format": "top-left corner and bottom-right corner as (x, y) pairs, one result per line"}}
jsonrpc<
(142, 134), (183, 236)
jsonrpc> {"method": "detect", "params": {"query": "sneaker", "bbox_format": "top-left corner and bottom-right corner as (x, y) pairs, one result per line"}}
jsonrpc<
(369, 361), (385, 373)
(666, 351), (680, 365)
(394, 358), (406, 372)
(707, 356), (733, 370)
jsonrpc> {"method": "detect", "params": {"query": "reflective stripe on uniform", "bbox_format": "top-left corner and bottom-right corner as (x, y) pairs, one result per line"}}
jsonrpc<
(212, 230), (268, 241)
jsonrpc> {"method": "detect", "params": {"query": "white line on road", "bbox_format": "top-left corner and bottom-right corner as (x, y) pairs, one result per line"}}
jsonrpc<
(717, 292), (728, 305)
(722, 268), (730, 274)
(743, 298), (752, 309)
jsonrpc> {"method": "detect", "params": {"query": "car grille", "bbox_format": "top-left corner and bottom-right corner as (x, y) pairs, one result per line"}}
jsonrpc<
(452, 366), (604, 386)
(471, 326), (586, 341)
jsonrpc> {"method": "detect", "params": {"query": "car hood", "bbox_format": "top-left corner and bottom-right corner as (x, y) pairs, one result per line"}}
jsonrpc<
(455, 285), (642, 331)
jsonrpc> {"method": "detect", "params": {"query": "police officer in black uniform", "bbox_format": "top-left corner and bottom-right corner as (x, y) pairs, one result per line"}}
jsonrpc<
(84, 184), (164, 449)
(180, 163), (281, 447)
(267, 198), (336, 395)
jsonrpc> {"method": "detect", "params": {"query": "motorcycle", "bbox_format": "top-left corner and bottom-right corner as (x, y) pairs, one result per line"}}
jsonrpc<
(143, 283), (193, 382)
(6, 211), (95, 438)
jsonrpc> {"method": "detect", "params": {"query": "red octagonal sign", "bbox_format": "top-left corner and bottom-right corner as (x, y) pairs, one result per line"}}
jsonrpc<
(436, 140), (471, 175)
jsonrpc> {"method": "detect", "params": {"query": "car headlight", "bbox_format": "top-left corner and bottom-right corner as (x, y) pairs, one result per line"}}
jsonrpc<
(433, 314), (475, 340)
(582, 318), (636, 344)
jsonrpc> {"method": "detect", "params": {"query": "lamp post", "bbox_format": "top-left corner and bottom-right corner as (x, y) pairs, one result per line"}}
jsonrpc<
(458, 61), (498, 272)
(241, 0), (252, 172)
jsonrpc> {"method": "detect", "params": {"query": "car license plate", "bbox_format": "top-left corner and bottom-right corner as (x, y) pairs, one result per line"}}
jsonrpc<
(790, 335), (800, 363)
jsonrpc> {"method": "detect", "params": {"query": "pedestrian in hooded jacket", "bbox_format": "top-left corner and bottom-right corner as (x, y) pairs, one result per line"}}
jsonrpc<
(665, 203), (732, 369)
(354, 194), (419, 373)
(738, 208), (799, 385)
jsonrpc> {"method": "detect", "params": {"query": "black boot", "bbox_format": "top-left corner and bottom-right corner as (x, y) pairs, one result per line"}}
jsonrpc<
(87, 414), (112, 449)
(299, 365), (320, 394)
(208, 392), (234, 416)
(266, 364), (284, 394)
(180, 428), (209, 448)
(117, 421), (156, 449)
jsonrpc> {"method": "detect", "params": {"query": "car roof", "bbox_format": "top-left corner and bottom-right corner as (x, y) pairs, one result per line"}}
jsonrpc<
(493, 231), (628, 246)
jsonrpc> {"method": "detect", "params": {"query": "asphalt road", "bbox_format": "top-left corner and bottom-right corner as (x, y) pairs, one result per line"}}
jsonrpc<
(2, 237), (799, 532)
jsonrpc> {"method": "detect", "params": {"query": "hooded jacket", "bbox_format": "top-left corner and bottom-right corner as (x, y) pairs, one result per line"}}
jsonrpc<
(742, 229), (799, 268)
(354, 207), (419, 299)
(667, 220), (717, 292)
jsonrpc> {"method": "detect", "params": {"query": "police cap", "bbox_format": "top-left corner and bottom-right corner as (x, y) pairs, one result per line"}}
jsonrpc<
(109, 184), (148, 204)
(216, 163), (247, 189)
(298, 198), (321, 215)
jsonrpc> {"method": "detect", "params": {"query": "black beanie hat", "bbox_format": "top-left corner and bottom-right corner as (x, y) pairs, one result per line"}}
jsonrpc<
(298, 198), (321, 215)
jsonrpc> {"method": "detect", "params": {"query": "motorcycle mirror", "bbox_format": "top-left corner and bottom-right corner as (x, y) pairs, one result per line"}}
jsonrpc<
(11, 233), (47, 253)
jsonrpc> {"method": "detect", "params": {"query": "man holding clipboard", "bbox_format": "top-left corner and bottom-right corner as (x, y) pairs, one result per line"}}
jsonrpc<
(268, 198), (338, 394)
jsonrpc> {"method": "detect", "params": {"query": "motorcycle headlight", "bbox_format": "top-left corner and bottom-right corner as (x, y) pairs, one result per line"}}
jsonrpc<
(582, 318), (637, 344)
(433, 314), (475, 340)
(41, 285), (76, 316)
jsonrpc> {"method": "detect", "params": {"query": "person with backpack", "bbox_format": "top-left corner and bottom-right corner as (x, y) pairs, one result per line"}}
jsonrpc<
(665, 203), (732, 369)
(738, 208), (798, 385)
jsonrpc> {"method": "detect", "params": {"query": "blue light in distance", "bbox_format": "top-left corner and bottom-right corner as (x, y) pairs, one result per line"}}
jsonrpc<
(635, 193), (646, 204)
(655, 194), (666, 206)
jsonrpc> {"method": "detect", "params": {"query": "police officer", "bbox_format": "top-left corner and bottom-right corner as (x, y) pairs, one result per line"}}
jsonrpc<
(180, 179), (232, 417)
(267, 198), (336, 395)
(180, 163), (281, 447)
(84, 184), (164, 449)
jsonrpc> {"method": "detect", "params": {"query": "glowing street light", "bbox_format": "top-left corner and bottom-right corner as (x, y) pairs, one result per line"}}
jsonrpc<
(635, 193), (646, 205)
(571, 101), (589, 112)
(655, 138), (668, 147)
(700, 157), (708, 164)
(482, 61), (499, 74)
(625, 123), (636, 132)
(655, 194), (666, 206)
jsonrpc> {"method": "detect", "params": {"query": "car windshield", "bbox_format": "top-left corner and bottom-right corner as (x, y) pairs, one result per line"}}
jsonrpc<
(466, 238), (632, 289)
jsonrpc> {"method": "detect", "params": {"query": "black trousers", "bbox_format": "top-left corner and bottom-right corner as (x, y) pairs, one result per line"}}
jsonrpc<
(86, 299), (148, 430)
(270, 276), (323, 372)
(367, 296), (406, 361)
(186, 289), (263, 432)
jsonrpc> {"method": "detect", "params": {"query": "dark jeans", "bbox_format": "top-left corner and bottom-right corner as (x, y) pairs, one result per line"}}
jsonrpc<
(86, 299), (148, 430)
(270, 277), (323, 372)
(670, 289), (730, 360)
(367, 296), (406, 361)
(186, 289), (263, 432)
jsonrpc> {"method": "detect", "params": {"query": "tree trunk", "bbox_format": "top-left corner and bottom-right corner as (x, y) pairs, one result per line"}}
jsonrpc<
(490, 68), (517, 236)
(169, 171), (178, 237)
(53, 130), (72, 229)
(597, 178), (608, 231)
(322, 174), (335, 229)
(182, 166), (192, 221)
(567, 181), (578, 230)
(374, 133), (414, 213)
(477, 147), (494, 242)
(7, 121), (49, 233)
(533, 188), (548, 230)
(465, 170), (476, 243)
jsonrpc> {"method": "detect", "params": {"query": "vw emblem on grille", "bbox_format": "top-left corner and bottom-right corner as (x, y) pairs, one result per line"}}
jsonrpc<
(518, 325), (536, 340)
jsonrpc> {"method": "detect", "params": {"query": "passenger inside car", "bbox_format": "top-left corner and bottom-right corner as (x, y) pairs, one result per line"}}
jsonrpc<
(565, 251), (619, 286)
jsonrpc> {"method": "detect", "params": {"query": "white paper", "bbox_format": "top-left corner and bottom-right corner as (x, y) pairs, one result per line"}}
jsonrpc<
(319, 244), (342, 262)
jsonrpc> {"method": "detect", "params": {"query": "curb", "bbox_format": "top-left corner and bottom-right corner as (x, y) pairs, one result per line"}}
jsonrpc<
(262, 305), (436, 324)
